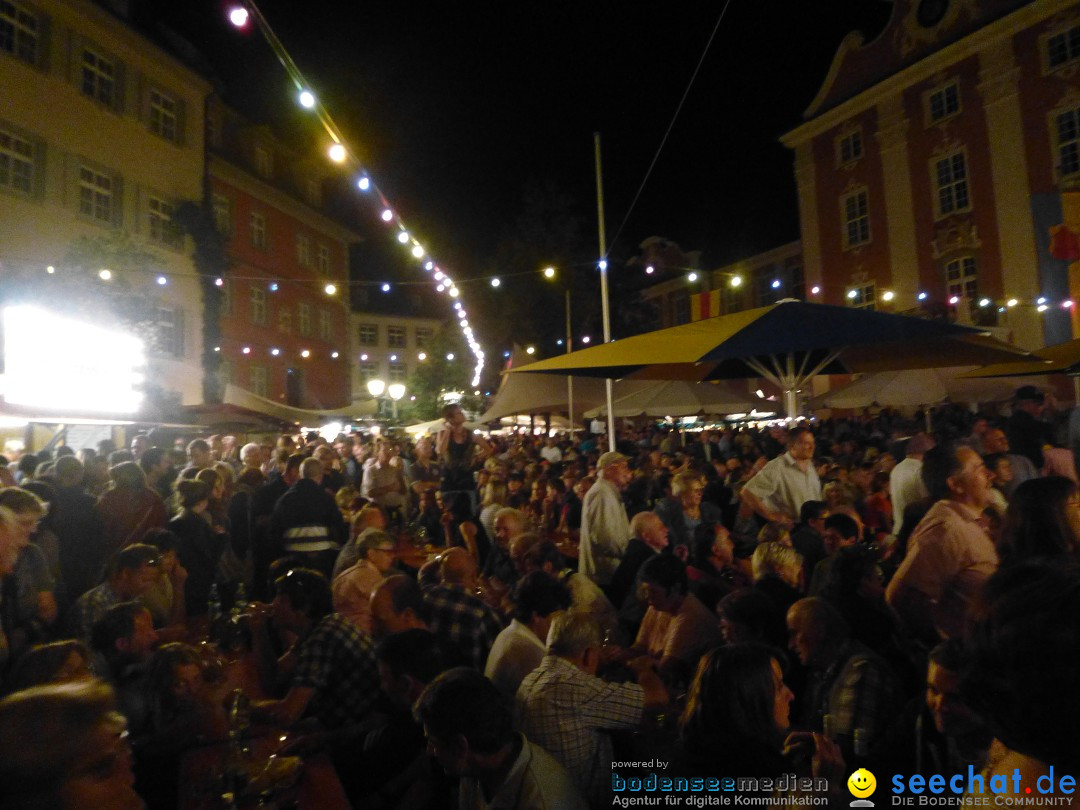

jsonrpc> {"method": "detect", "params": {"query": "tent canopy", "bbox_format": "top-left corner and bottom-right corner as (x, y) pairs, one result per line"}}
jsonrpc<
(583, 380), (758, 418)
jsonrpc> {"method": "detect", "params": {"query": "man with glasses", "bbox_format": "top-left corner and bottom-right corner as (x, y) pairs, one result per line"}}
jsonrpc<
(886, 443), (998, 644)
(332, 530), (397, 633)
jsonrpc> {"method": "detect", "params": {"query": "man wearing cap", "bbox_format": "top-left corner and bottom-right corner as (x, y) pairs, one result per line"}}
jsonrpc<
(1006, 386), (1053, 469)
(890, 432), (935, 532)
(578, 451), (632, 586)
(740, 426), (821, 527)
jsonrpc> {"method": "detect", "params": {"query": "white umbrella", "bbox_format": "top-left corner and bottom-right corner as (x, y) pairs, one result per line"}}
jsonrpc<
(584, 380), (758, 418)
(806, 367), (1048, 410)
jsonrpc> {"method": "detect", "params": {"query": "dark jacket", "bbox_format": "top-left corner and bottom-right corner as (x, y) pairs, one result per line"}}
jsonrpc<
(169, 510), (225, 616)
(268, 478), (348, 555)
(53, 485), (106, 604)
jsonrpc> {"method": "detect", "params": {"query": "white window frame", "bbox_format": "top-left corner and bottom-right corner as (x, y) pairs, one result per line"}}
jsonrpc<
(945, 255), (978, 302)
(155, 306), (185, 359)
(78, 165), (114, 224)
(319, 309), (332, 340)
(298, 302), (312, 337)
(148, 196), (180, 247)
(212, 193), (231, 235)
(415, 327), (433, 349)
(249, 285), (266, 325)
(932, 149), (971, 219)
(148, 88), (178, 142)
(81, 48), (116, 107)
(841, 187), (871, 250)
(1053, 104), (1080, 183)
(387, 325), (406, 348)
(357, 362), (377, 383)
(358, 323), (378, 346)
(0, 0), (40, 65)
(1044, 23), (1080, 74)
(254, 145), (272, 179)
(296, 233), (311, 268)
(925, 81), (961, 125)
(0, 125), (34, 195)
(250, 364), (268, 398)
(250, 211), (267, 249)
(836, 128), (863, 166)
(845, 281), (876, 311)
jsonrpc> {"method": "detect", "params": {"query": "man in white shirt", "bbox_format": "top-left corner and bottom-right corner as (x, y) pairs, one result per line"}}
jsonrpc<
(539, 436), (563, 465)
(740, 427), (821, 526)
(578, 451), (632, 585)
(890, 432), (935, 531)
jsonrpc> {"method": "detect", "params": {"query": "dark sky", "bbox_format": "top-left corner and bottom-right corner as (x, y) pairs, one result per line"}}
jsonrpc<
(142, 1), (892, 265)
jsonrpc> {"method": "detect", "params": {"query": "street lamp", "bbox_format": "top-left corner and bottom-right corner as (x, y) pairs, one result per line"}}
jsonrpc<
(368, 378), (406, 421)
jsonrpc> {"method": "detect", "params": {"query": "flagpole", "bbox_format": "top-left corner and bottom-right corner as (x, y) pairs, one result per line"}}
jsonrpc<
(595, 132), (616, 446)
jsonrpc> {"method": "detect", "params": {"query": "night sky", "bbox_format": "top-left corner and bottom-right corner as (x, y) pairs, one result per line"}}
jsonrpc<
(135, 0), (893, 355)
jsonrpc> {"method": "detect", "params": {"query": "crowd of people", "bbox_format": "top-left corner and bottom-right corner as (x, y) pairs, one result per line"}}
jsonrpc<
(0, 391), (1078, 808)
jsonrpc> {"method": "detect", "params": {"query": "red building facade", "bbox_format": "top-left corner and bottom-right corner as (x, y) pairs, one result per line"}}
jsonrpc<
(782, 0), (1080, 350)
(207, 104), (359, 410)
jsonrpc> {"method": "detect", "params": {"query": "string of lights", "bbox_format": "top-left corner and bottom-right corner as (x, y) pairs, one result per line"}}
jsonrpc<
(225, 1), (486, 386)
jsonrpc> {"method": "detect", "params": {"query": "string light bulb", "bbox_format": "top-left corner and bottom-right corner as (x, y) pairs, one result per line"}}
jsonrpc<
(357, 176), (370, 191)
(882, 290), (895, 302)
(156, 276), (168, 286)
(328, 143), (346, 163)
(298, 90), (316, 108)
(98, 269), (112, 281)
(811, 286), (820, 295)
(397, 231), (409, 244)
(771, 279), (781, 289)
(381, 283), (391, 292)
(490, 278), (501, 288)
(324, 283), (337, 295)
(411, 245), (425, 259)
(228, 6), (249, 27)
(543, 266), (555, 279)
(380, 209), (393, 222)
(730, 275), (743, 288)
(688, 272), (698, 282)
(1007, 299), (1018, 307)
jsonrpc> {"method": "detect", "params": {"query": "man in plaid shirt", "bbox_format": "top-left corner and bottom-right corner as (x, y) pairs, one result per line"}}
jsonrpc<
(515, 612), (668, 802)
(422, 548), (504, 670)
(251, 568), (379, 730)
(787, 597), (899, 763)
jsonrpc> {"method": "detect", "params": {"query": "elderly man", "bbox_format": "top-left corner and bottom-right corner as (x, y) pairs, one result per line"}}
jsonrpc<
(608, 511), (668, 610)
(740, 426), (821, 527)
(422, 547), (504, 670)
(578, 451), (632, 586)
(981, 426), (1037, 498)
(886, 443), (998, 643)
(515, 612), (667, 802)
(370, 575), (430, 640)
(268, 457), (348, 578)
(787, 597), (898, 763)
(332, 529), (397, 633)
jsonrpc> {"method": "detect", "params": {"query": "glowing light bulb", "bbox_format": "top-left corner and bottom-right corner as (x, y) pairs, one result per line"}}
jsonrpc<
(446, 353), (455, 360)
(215, 277), (224, 287)
(1038, 304), (1049, 313)
(331, 351), (339, 359)
(98, 269), (112, 281)
(1007, 298), (1018, 307)
(491, 278), (501, 288)
(1037, 297), (1047, 305)
(582, 336), (591, 344)
(299, 90), (316, 109)
(46, 266), (55, 274)
(381, 283), (391, 292)
(270, 348), (280, 356)
(424, 261), (434, 271)
(269, 282), (279, 292)
(390, 355), (398, 362)
(361, 353), (368, 361)
(213, 346), (220, 352)
(598, 260), (608, 271)
(381, 209), (393, 222)
(917, 292), (928, 301)
(1065, 300), (1075, 309)
(949, 296), (960, 305)
(228, 6), (249, 27)
(811, 286), (820, 295)
(242, 346), (251, 355)
(156, 276), (168, 286)
(449, 287), (460, 298)
(328, 143), (347, 163)
(526, 347), (535, 355)
(301, 349), (310, 358)
(847, 289), (858, 300)
(418, 352), (427, 361)
(645, 265), (655, 275)
(543, 267), (555, 279)
(434, 271), (445, 281)
(688, 272), (698, 282)
(324, 283), (337, 295)
(771, 279), (781, 289)
(357, 176), (370, 191)
(397, 231), (409, 244)
(730, 275), (742, 288)
(503, 351), (511, 358)
(436, 284), (445, 292)
(461, 320), (469, 327)
(882, 290), (895, 302)
(979, 298), (991, 307)
(412, 245), (425, 259)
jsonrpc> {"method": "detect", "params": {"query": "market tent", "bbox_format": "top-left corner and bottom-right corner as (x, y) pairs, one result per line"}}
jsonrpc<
(511, 300), (1031, 417)
(583, 380), (758, 418)
(805, 367), (1044, 410)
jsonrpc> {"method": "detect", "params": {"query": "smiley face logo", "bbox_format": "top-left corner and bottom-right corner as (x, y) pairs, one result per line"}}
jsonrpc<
(848, 768), (877, 799)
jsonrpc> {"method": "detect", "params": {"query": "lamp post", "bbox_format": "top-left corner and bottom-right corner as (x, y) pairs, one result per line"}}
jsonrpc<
(367, 378), (407, 422)
(543, 266), (574, 432)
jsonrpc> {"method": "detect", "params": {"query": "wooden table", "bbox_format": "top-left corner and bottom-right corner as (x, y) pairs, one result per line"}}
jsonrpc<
(176, 633), (351, 809)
